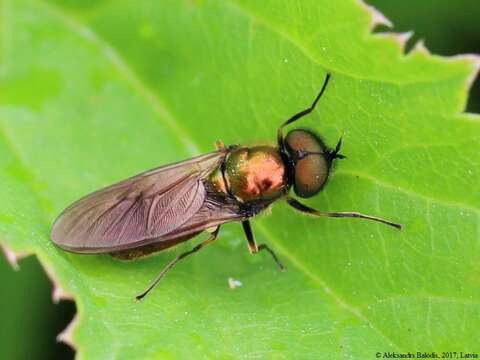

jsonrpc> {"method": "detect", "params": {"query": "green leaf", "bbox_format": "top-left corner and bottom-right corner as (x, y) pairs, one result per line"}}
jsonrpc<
(1, 0), (479, 358)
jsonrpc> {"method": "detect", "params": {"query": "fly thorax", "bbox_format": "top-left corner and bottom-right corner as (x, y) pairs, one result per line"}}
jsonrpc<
(225, 146), (286, 202)
(207, 166), (228, 194)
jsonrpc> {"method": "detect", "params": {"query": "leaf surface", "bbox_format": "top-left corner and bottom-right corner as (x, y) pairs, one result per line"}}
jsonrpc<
(0, 0), (479, 358)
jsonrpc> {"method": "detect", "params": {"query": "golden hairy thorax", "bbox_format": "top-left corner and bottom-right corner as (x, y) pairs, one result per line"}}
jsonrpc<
(209, 145), (287, 202)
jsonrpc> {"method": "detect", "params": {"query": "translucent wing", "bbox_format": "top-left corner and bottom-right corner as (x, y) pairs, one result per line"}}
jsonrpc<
(51, 151), (231, 252)
(110, 195), (247, 259)
(156, 195), (245, 241)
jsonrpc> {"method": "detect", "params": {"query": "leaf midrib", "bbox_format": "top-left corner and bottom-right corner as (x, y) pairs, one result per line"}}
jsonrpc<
(38, 0), (200, 156)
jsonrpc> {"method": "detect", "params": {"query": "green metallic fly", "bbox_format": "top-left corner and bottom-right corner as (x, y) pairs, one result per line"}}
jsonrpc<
(51, 73), (402, 300)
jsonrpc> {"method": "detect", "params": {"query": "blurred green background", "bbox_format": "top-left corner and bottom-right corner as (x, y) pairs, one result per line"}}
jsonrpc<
(0, 0), (478, 359)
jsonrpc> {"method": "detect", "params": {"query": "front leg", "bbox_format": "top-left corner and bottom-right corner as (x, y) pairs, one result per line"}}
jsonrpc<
(241, 220), (286, 271)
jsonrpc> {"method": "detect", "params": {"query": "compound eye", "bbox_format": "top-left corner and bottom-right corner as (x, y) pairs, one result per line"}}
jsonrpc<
(294, 155), (329, 198)
(285, 129), (331, 198)
(285, 129), (323, 154)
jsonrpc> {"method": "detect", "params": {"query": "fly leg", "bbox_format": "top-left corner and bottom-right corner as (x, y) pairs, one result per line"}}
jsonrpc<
(242, 220), (286, 271)
(277, 73), (331, 152)
(286, 197), (403, 230)
(136, 226), (221, 301)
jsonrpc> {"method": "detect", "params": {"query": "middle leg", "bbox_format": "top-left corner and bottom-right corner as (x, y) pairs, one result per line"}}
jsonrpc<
(242, 220), (286, 271)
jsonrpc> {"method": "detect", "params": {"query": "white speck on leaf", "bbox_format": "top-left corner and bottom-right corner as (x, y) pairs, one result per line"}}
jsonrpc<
(228, 277), (243, 289)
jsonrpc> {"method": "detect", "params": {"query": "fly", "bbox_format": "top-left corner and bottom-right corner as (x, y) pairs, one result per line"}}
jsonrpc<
(51, 73), (402, 300)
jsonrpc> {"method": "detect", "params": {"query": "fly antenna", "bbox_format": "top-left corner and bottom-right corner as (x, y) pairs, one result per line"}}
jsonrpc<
(277, 73), (332, 152)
